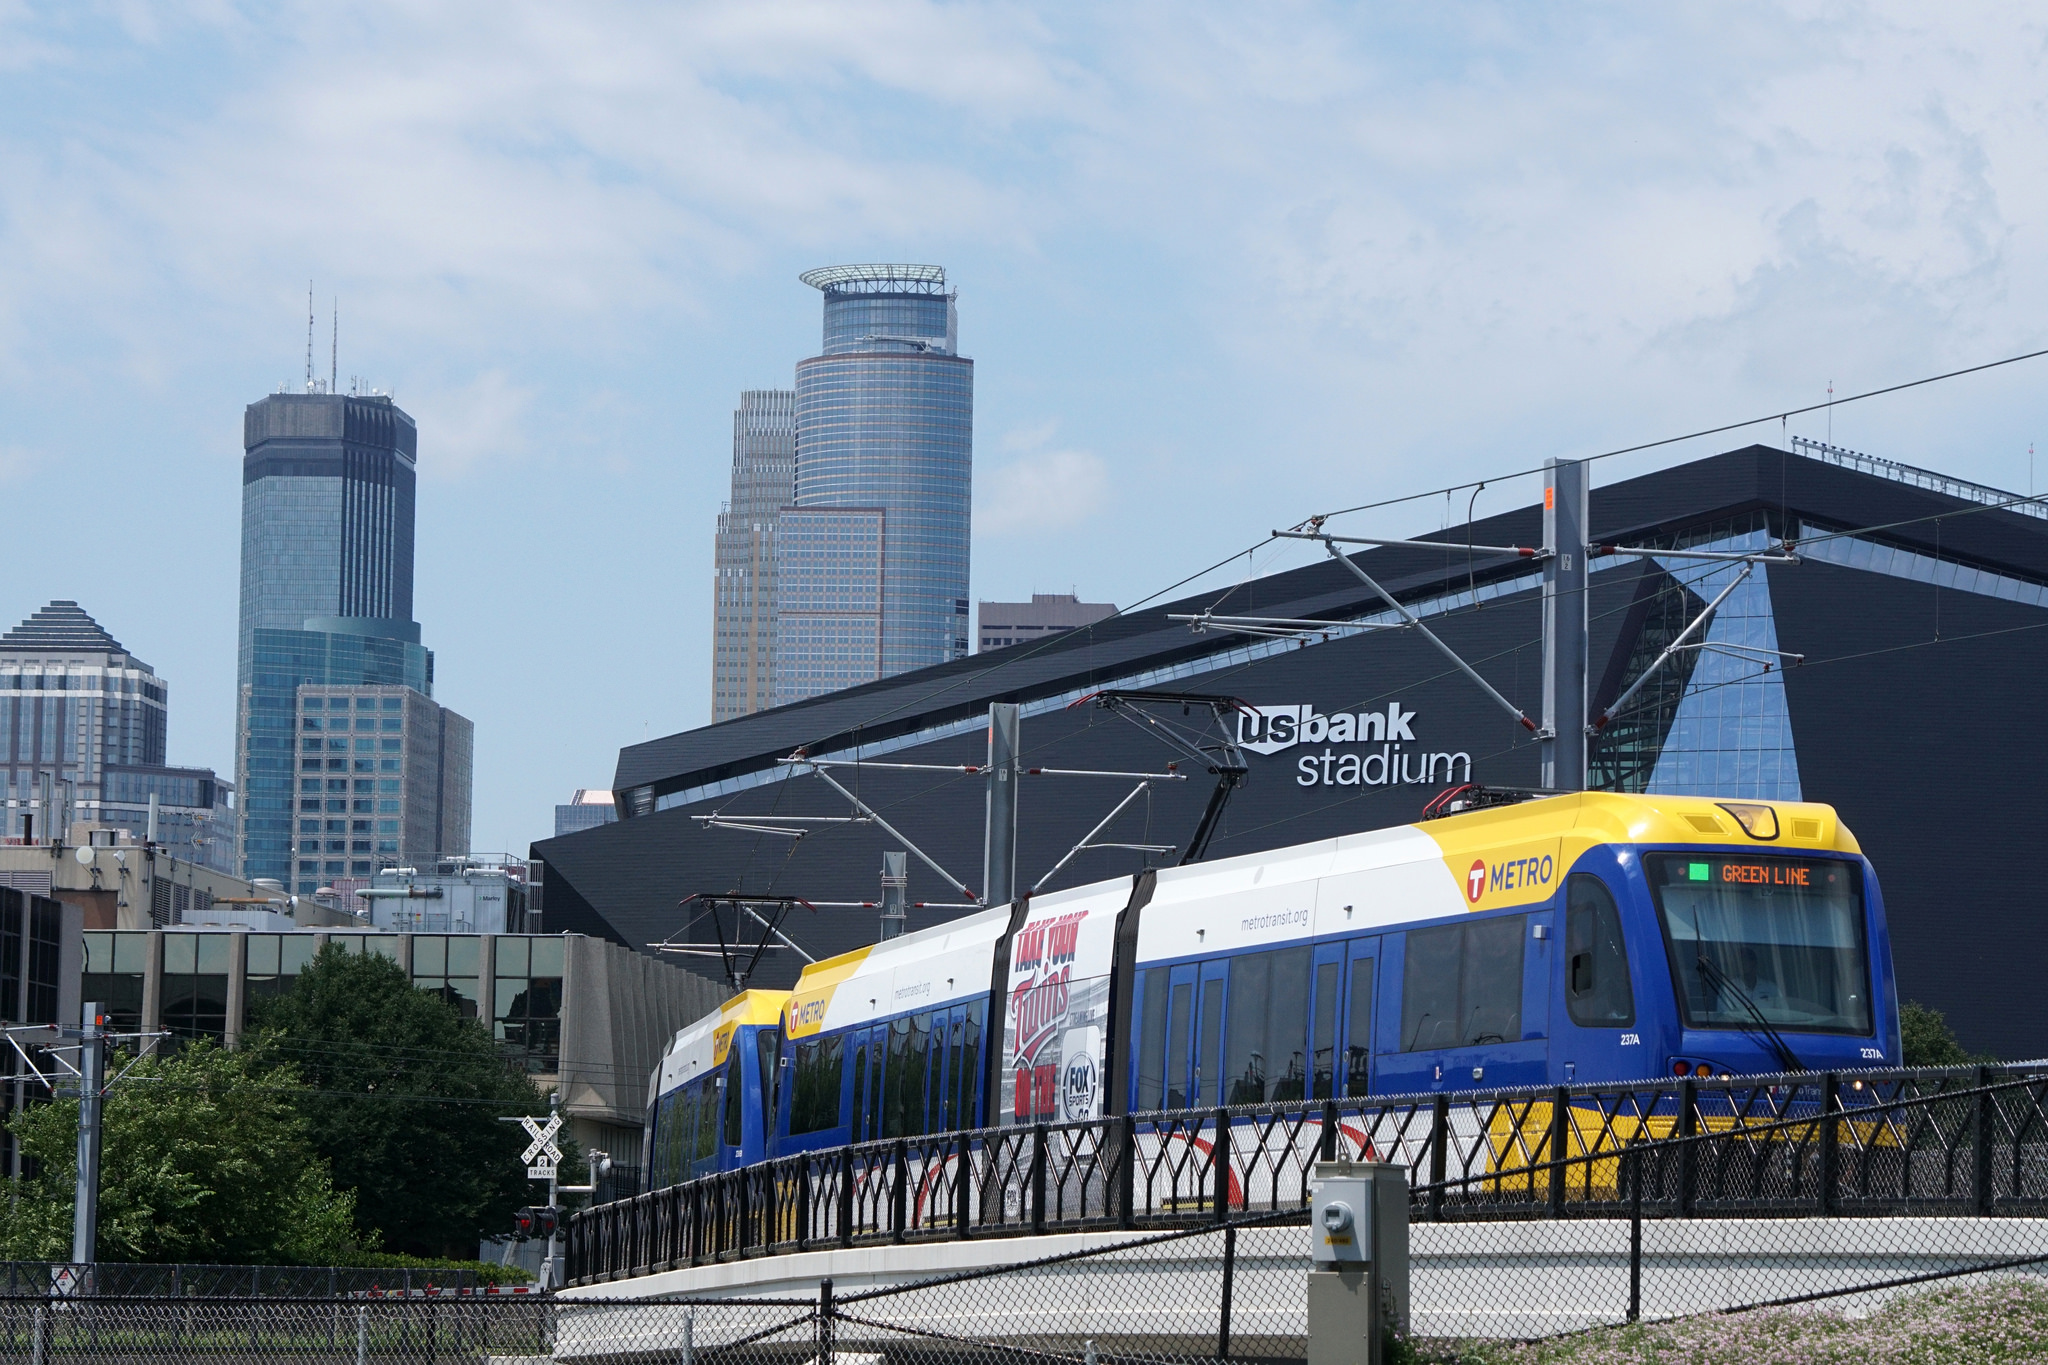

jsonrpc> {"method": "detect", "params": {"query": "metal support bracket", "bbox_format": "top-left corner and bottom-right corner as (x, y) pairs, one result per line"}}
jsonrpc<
(1031, 782), (1163, 894)
(1303, 535), (1537, 733)
(1590, 561), (1754, 732)
(797, 760), (982, 904)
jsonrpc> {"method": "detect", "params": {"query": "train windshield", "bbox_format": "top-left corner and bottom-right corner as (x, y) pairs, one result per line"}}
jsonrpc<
(1647, 854), (1872, 1035)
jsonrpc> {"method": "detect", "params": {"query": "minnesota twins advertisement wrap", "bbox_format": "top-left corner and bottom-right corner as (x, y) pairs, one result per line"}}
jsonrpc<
(1003, 884), (1125, 1124)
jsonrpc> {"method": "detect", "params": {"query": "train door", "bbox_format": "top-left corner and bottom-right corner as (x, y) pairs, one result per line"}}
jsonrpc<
(1342, 938), (1379, 1096)
(1554, 871), (1639, 1084)
(1309, 945), (1344, 1098)
(1193, 959), (1228, 1107)
(755, 1027), (782, 1159)
(848, 1026), (886, 1145)
(1160, 964), (1198, 1109)
(931, 1004), (967, 1133)
(720, 1047), (745, 1168)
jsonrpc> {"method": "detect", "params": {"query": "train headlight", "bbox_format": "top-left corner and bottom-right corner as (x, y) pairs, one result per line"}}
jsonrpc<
(1716, 802), (1779, 840)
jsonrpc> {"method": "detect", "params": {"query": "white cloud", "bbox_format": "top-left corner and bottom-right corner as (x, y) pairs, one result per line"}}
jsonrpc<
(4, 1), (2048, 848)
(977, 446), (1109, 537)
(404, 370), (535, 479)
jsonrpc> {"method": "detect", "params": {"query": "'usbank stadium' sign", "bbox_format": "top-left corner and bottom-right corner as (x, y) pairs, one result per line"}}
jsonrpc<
(1238, 703), (1472, 790)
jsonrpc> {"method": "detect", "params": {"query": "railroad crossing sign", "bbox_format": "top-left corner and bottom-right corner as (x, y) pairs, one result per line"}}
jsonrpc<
(520, 1114), (563, 1180)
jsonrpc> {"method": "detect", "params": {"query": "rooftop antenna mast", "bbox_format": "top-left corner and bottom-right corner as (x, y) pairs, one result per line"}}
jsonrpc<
(305, 281), (315, 393)
(330, 298), (338, 395)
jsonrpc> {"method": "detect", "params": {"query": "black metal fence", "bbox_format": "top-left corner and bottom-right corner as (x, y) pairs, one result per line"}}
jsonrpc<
(569, 1062), (2048, 1285)
(0, 1262), (522, 1298)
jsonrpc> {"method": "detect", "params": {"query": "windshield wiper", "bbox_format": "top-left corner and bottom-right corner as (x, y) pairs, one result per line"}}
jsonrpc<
(1694, 953), (1804, 1074)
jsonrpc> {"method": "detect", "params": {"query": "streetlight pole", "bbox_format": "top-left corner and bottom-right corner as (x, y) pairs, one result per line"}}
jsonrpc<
(71, 1002), (103, 1270)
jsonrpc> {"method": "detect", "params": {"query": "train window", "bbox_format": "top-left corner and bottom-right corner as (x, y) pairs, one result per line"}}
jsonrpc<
(1311, 962), (1339, 1098)
(904, 1013), (934, 1135)
(1165, 980), (1193, 1108)
(1138, 968), (1168, 1110)
(850, 1037), (869, 1140)
(1402, 915), (1526, 1050)
(961, 1001), (985, 1127)
(758, 1028), (783, 1140)
(884, 1017), (915, 1138)
(789, 1035), (846, 1135)
(722, 1059), (743, 1147)
(695, 1079), (718, 1161)
(1270, 949), (1310, 1102)
(1225, 948), (1310, 1104)
(1402, 925), (1464, 1050)
(650, 1093), (670, 1187)
(1197, 975), (1225, 1104)
(683, 1083), (700, 1167)
(1566, 875), (1636, 1027)
(1464, 917), (1523, 1044)
(666, 1091), (686, 1184)
(867, 1035), (886, 1137)
(1345, 958), (1374, 1095)
(941, 1008), (966, 1131)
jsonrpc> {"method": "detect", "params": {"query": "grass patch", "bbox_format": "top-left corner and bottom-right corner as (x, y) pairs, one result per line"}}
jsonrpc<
(1407, 1277), (2048, 1365)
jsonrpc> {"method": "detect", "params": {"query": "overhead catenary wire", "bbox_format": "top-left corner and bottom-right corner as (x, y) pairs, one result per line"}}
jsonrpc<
(1302, 343), (2048, 529)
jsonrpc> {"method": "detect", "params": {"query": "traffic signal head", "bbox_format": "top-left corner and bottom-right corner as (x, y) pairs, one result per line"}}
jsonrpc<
(513, 1206), (559, 1241)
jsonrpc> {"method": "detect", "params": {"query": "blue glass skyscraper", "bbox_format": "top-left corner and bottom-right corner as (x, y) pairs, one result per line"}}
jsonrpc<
(236, 389), (468, 888)
(777, 265), (972, 704)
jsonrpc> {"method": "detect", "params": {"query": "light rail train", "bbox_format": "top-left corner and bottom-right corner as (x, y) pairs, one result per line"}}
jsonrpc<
(643, 790), (1900, 1188)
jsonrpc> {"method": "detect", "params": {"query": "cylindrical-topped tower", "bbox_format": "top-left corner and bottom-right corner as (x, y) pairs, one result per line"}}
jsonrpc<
(781, 265), (973, 702)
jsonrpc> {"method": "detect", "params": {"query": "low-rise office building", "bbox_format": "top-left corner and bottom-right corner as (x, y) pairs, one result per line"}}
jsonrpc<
(0, 885), (84, 1177)
(0, 833), (284, 931)
(79, 928), (724, 1171)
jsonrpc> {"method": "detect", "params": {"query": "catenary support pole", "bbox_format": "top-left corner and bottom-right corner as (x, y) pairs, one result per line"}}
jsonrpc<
(71, 1001), (103, 1270)
(983, 703), (1020, 906)
(1541, 458), (1588, 791)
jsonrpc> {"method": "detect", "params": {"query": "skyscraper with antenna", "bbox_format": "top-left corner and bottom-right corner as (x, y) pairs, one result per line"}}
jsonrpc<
(234, 294), (471, 888)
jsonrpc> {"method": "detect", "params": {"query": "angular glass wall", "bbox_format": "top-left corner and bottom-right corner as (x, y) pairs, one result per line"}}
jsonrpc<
(1641, 529), (1803, 800)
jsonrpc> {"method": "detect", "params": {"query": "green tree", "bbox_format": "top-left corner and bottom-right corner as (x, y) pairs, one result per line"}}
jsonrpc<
(1900, 1000), (1993, 1067)
(251, 944), (566, 1258)
(0, 1043), (363, 1264)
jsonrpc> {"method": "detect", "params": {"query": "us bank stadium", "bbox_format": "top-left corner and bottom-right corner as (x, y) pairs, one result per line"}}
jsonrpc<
(535, 441), (2048, 1060)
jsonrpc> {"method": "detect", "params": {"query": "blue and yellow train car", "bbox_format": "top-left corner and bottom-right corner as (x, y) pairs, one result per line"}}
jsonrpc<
(642, 989), (789, 1187)
(643, 790), (1901, 1179)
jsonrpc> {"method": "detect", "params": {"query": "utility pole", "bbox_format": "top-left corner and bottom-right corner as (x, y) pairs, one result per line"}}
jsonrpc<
(1541, 458), (1589, 792)
(983, 703), (1020, 906)
(71, 1002), (104, 1270)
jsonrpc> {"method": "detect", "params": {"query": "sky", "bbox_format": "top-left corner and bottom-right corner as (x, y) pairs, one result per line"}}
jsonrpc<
(0, 2), (2044, 854)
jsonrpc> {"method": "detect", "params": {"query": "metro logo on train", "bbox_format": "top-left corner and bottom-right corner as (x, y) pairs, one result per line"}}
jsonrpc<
(638, 792), (1901, 1195)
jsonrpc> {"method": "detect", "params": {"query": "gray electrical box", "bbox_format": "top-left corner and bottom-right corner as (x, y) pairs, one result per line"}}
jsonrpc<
(1313, 1171), (1373, 1265)
(1307, 1160), (1409, 1365)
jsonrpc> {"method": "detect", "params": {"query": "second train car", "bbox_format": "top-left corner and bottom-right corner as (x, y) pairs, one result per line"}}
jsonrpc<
(646, 790), (1901, 1176)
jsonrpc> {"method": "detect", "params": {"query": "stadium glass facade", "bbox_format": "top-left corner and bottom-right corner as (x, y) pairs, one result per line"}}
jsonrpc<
(779, 266), (973, 703)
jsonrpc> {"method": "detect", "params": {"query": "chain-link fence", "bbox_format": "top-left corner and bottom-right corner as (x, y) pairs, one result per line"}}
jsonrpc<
(5, 1212), (2048, 1364)
(0, 1263), (515, 1298)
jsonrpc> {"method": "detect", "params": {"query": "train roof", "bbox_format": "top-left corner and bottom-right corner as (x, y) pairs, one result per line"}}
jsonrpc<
(786, 792), (1858, 998)
(665, 987), (788, 1057)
